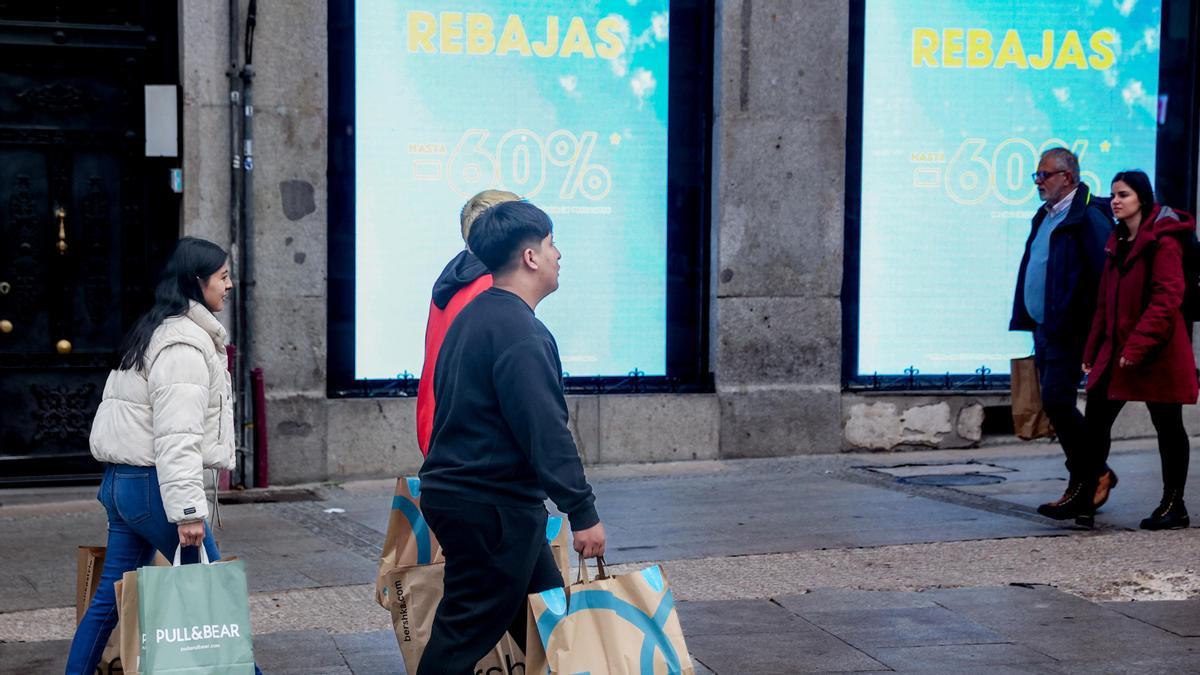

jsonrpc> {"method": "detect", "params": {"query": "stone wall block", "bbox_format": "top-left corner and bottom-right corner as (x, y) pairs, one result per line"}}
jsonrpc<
(597, 395), (720, 464)
(327, 398), (422, 479)
(719, 389), (841, 458)
(251, 294), (326, 395)
(741, 0), (849, 119)
(565, 396), (601, 465)
(247, 0), (327, 109)
(249, 107), (328, 297)
(181, 104), (232, 245)
(178, 0), (229, 107)
(716, 116), (845, 299)
(717, 296), (840, 387)
(266, 395), (328, 484)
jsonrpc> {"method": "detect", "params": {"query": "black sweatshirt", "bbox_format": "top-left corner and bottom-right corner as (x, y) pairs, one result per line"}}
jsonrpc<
(418, 288), (599, 531)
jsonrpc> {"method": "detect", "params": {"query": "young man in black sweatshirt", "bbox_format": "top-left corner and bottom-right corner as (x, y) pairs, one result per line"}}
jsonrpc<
(417, 200), (605, 673)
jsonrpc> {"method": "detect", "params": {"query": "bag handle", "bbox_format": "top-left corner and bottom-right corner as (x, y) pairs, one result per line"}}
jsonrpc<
(575, 553), (609, 584)
(172, 545), (211, 567)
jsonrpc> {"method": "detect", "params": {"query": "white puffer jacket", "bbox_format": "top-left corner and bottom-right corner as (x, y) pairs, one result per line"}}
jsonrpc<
(90, 301), (235, 523)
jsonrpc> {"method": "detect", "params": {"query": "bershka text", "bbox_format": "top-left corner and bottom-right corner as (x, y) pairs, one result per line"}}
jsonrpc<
(393, 578), (412, 642)
(155, 624), (241, 643)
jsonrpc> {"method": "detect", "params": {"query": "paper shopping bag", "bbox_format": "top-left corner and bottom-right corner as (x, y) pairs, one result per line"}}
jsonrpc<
(547, 515), (571, 586)
(1011, 356), (1055, 440)
(380, 515), (570, 673)
(137, 546), (256, 674)
(115, 553), (171, 675)
(527, 557), (695, 675)
(76, 546), (121, 673)
(76, 546), (106, 623)
(382, 561), (525, 674)
(375, 477), (443, 607)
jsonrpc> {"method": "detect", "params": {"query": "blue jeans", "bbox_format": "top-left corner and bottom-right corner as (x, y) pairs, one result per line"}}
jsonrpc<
(65, 464), (257, 674)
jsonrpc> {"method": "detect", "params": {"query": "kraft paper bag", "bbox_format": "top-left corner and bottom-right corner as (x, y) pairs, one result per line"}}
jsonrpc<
(526, 556), (695, 675)
(1011, 356), (1055, 440)
(115, 553), (171, 675)
(382, 561), (525, 675)
(380, 516), (570, 673)
(137, 546), (256, 674)
(76, 546), (121, 673)
(546, 515), (571, 586)
(375, 477), (443, 607)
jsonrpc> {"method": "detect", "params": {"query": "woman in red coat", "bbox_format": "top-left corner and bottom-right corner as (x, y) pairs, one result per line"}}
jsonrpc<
(1040, 170), (1196, 529)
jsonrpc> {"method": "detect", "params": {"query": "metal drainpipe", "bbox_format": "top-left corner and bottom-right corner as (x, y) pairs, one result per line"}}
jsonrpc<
(239, 0), (258, 486)
(227, 0), (247, 486)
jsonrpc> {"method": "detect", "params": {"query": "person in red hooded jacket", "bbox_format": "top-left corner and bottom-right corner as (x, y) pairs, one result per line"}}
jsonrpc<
(1039, 170), (1196, 529)
(416, 189), (521, 456)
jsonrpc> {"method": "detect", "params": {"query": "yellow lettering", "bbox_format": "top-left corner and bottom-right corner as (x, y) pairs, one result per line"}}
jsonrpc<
(532, 16), (559, 57)
(559, 17), (596, 58)
(496, 14), (532, 56)
(993, 29), (1027, 68)
(466, 13), (495, 55)
(1054, 30), (1088, 69)
(912, 28), (939, 67)
(595, 16), (625, 59)
(966, 28), (993, 67)
(1088, 29), (1116, 70)
(1029, 30), (1054, 69)
(439, 12), (464, 54)
(406, 11), (436, 53)
(942, 28), (965, 68)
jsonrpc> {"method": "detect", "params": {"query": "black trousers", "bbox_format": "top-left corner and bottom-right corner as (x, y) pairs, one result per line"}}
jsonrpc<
(1084, 384), (1191, 495)
(417, 491), (564, 675)
(1033, 325), (1087, 475)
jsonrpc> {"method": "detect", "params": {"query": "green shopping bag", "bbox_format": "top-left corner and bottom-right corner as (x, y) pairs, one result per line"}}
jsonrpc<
(137, 546), (256, 674)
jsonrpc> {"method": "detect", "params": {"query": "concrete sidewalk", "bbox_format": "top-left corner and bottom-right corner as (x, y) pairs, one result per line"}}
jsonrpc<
(1, 440), (1196, 673)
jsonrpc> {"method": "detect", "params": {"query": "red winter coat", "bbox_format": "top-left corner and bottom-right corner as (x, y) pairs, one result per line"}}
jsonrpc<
(1083, 205), (1198, 403)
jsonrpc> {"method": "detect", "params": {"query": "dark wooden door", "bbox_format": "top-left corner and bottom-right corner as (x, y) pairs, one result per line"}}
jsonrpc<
(0, 3), (180, 483)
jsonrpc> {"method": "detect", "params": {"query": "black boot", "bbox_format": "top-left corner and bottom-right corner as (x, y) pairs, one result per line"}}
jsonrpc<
(1140, 490), (1190, 530)
(1037, 480), (1096, 523)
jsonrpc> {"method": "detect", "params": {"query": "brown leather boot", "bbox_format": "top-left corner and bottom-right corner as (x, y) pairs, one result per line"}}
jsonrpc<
(1093, 467), (1119, 509)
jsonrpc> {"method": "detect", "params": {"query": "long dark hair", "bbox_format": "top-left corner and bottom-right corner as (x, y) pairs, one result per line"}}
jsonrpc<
(118, 237), (228, 371)
(1111, 170), (1156, 221)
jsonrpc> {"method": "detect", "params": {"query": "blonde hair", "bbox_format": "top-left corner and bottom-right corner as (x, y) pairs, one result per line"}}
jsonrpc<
(460, 189), (521, 242)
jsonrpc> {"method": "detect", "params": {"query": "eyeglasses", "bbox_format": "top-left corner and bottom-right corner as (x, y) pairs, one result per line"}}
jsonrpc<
(1031, 170), (1068, 183)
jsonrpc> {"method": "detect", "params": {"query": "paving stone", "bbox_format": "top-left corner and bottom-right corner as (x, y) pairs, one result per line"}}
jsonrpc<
(0, 637), (70, 673)
(865, 642), (1058, 671)
(678, 599), (810, 636)
(578, 471), (1058, 565)
(1052, 650), (1200, 674)
(1103, 599), (1200, 637)
(923, 586), (1185, 661)
(686, 626), (886, 673)
(799, 606), (1008, 649)
(924, 585), (1119, 621)
(252, 629), (349, 673)
(775, 588), (938, 613)
(332, 629), (404, 674)
(889, 666), (1064, 675)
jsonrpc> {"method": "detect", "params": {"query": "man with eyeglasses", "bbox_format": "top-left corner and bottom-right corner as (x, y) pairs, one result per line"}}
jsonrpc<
(1010, 147), (1115, 513)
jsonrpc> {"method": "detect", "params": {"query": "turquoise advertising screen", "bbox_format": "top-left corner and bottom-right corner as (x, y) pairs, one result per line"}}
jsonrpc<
(355, 1), (670, 379)
(858, 0), (1163, 376)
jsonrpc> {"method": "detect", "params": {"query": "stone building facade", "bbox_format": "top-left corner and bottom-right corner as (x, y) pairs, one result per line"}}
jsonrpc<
(175, 1), (1199, 484)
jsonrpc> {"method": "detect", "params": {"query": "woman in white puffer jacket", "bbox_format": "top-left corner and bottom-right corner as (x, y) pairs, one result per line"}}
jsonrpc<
(66, 237), (256, 674)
